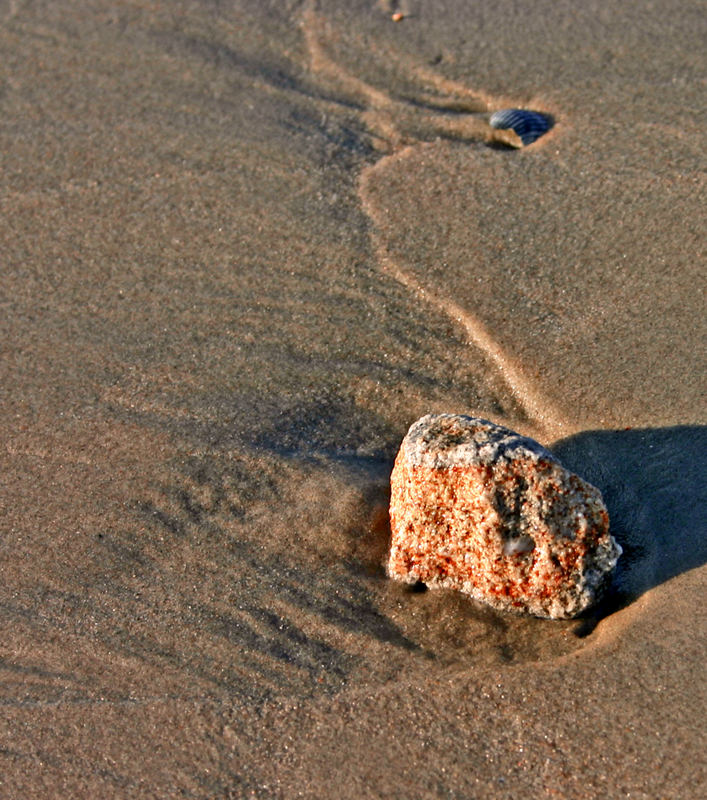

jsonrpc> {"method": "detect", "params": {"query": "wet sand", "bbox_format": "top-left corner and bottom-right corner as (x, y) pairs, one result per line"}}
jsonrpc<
(1, 0), (705, 796)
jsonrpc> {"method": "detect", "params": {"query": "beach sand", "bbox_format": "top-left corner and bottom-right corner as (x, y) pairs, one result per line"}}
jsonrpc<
(1, 0), (705, 796)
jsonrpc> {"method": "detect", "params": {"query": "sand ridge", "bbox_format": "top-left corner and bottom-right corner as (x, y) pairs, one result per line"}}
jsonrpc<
(302, 0), (571, 440)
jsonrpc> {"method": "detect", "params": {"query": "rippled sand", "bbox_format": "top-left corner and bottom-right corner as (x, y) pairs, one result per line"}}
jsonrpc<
(1, 0), (705, 797)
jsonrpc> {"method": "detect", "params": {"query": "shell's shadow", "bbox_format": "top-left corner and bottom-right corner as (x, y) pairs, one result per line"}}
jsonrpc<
(550, 425), (707, 632)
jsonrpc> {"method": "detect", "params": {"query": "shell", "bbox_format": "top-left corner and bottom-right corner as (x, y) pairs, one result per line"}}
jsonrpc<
(489, 108), (553, 146)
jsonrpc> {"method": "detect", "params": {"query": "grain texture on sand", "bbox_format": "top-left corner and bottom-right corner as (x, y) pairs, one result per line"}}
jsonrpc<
(1, 0), (704, 797)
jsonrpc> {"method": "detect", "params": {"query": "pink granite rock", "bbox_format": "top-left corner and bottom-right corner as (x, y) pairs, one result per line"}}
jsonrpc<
(388, 414), (621, 619)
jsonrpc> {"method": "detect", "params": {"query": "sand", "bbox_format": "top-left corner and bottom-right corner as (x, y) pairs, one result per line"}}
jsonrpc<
(1, 0), (705, 797)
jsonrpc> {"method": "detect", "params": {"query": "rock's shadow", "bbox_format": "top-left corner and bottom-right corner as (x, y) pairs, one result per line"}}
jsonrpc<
(551, 425), (707, 626)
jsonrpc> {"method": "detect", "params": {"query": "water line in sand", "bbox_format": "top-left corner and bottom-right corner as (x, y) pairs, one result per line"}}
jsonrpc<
(302, 1), (573, 441)
(360, 176), (572, 439)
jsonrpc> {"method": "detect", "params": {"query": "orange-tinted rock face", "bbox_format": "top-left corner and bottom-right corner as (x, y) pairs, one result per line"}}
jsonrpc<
(388, 415), (621, 619)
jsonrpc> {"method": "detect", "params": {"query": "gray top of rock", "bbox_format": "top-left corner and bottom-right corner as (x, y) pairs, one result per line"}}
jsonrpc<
(402, 414), (556, 469)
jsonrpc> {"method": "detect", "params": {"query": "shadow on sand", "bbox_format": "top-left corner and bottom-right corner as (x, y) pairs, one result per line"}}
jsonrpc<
(551, 425), (707, 633)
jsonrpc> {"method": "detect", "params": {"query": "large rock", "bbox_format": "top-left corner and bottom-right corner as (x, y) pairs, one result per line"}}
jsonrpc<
(388, 414), (621, 619)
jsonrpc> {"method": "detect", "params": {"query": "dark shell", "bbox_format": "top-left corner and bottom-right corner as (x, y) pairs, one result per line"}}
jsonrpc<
(489, 109), (553, 146)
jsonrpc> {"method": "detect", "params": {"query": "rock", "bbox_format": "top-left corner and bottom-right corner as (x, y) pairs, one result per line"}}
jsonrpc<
(387, 414), (621, 619)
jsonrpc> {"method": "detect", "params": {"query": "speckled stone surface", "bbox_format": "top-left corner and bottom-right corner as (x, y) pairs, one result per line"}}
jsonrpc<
(388, 415), (622, 618)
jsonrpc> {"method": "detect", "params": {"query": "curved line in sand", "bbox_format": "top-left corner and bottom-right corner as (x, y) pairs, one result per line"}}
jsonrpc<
(302, 0), (572, 440)
(360, 173), (572, 439)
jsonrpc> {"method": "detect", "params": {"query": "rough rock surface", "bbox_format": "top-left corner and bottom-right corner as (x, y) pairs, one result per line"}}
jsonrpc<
(388, 414), (622, 619)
